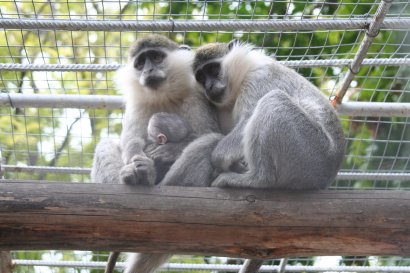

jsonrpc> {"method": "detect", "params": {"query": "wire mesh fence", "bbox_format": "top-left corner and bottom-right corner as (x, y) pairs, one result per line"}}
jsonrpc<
(0, 0), (409, 272)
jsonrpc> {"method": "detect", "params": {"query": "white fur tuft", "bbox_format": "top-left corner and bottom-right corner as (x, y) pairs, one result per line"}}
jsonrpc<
(114, 49), (196, 111)
(222, 43), (272, 105)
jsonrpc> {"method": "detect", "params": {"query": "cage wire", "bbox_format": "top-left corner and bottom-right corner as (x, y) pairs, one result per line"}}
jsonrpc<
(0, 0), (410, 272)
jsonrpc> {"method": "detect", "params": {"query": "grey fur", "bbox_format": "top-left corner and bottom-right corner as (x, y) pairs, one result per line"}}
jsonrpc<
(147, 112), (194, 144)
(124, 254), (172, 273)
(91, 35), (219, 273)
(145, 112), (197, 183)
(160, 132), (223, 187)
(193, 42), (345, 190)
(192, 42), (345, 273)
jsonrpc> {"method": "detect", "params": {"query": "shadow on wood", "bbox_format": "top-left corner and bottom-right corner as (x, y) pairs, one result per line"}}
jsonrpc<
(0, 181), (409, 258)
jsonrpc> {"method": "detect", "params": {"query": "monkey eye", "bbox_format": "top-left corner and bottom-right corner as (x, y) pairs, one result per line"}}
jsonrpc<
(135, 54), (146, 70)
(205, 63), (221, 77)
(150, 51), (165, 63)
(195, 70), (205, 85)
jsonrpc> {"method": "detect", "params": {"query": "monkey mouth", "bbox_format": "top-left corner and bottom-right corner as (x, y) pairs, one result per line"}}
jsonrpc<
(207, 88), (225, 104)
(144, 76), (166, 90)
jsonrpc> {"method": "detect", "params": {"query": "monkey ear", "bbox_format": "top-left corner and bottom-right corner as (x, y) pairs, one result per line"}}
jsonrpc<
(157, 133), (168, 145)
(228, 39), (240, 50)
(178, 45), (191, 51)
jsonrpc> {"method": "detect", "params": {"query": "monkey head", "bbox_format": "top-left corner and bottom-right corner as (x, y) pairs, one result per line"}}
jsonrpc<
(147, 112), (193, 145)
(193, 40), (239, 106)
(127, 35), (177, 90)
(125, 35), (193, 91)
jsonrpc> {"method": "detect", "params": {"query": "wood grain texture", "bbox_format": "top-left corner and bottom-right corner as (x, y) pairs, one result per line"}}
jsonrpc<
(0, 181), (409, 259)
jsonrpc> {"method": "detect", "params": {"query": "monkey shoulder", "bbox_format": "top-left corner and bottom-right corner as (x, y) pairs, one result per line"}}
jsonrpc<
(180, 91), (220, 135)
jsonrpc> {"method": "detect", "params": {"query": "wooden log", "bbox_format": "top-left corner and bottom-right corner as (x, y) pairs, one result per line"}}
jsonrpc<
(0, 181), (409, 259)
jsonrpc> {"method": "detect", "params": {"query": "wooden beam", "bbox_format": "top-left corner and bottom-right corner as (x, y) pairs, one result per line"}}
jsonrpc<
(0, 181), (409, 259)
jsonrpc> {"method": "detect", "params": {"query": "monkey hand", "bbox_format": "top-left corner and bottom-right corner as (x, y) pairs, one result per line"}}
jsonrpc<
(211, 138), (243, 172)
(230, 159), (248, 173)
(145, 142), (186, 165)
(120, 155), (156, 186)
(211, 172), (253, 188)
(211, 173), (240, 188)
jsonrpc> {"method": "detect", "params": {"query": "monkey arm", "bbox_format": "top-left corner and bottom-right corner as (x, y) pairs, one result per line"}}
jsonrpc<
(120, 109), (150, 164)
(183, 92), (220, 135)
(144, 139), (194, 165)
(119, 109), (157, 185)
(211, 118), (247, 172)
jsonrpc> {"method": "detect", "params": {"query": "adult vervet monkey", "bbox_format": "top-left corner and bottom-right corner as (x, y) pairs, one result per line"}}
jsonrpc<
(192, 40), (345, 273)
(193, 40), (345, 189)
(91, 35), (219, 273)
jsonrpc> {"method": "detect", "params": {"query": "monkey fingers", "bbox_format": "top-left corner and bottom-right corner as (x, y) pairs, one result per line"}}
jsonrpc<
(211, 173), (236, 188)
(119, 155), (156, 185)
(211, 172), (253, 188)
(146, 142), (186, 164)
(230, 159), (248, 173)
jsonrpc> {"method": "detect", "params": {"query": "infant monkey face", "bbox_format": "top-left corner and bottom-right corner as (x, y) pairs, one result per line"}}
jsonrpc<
(147, 112), (193, 144)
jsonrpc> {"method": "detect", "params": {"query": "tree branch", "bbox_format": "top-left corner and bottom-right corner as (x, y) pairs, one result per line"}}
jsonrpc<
(38, 115), (82, 180)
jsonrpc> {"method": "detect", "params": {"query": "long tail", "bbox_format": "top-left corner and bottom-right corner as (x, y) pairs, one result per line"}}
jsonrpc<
(105, 252), (120, 273)
(124, 253), (172, 273)
(239, 259), (264, 273)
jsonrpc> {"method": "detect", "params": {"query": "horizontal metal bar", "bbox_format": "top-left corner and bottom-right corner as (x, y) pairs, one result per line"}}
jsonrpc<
(2, 93), (410, 117)
(336, 102), (410, 117)
(1, 165), (90, 175)
(336, 171), (410, 181)
(0, 93), (123, 110)
(1, 58), (409, 72)
(12, 260), (410, 272)
(3, 165), (410, 181)
(0, 63), (121, 72)
(1, 18), (410, 32)
(282, 58), (410, 68)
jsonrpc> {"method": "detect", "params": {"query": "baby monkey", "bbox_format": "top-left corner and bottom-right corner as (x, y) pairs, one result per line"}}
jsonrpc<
(105, 112), (196, 273)
(145, 112), (197, 183)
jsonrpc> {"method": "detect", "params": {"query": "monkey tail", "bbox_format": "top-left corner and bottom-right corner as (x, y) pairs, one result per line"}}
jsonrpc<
(105, 252), (120, 273)
(239, 259), (264, 273)
(124, 253), (172, 273)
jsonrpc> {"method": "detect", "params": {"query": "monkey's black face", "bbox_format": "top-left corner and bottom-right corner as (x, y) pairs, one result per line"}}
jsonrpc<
(195, 61), (226, 104)
(134, 49), (167, 90)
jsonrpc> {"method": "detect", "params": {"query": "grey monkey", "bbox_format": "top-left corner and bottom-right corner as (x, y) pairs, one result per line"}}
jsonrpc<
(145, 112), (197, 183)
(104, 112), (199, 273)
(191, 40), (345, 273)
(91, 35), (219, 273)
(193, 40), (345, 189)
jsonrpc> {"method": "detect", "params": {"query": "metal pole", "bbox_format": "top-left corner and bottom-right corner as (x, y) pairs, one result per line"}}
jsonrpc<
(333, 0), (393, 105)
(1, 18), (409, 32)
(3, 165), (410, 181)
(1, 58), (409, 72)
(2, 94), (410, 117)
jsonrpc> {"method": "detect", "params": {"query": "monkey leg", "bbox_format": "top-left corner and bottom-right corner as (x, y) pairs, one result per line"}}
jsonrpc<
(105, 251), (120, 273)
(213, 89), (340, 189)
(91, 139), (124, 184)
(160, 133), (223, 187)
(124, 253), (172, 273)
(239, 259), (264, 273)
